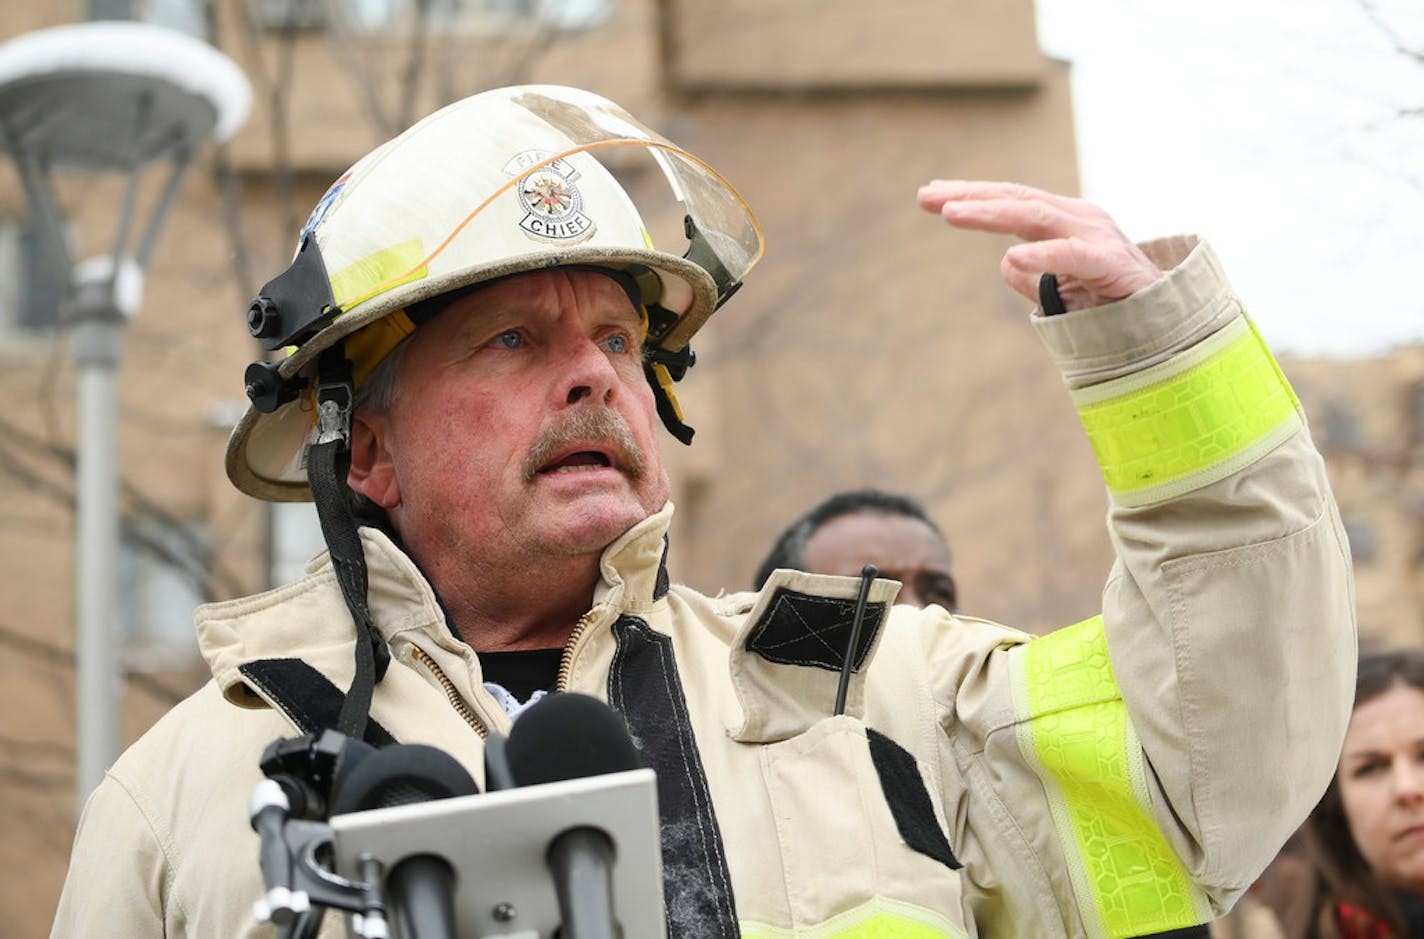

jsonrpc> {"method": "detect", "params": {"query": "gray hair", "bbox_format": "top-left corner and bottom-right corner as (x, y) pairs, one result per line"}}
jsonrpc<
(344, 337), (412, 521)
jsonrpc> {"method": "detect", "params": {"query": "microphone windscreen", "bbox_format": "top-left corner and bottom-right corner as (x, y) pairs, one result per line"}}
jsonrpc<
(332, 743), (479, 815)
(505, 693), (642, 786)
(332, 738), (377, 800)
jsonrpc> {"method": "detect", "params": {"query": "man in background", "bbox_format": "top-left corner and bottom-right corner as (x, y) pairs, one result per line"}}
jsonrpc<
(754, 488), (958, 611)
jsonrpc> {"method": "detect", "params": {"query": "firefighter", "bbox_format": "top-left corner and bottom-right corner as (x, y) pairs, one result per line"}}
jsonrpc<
(53, 84), (1354, 938)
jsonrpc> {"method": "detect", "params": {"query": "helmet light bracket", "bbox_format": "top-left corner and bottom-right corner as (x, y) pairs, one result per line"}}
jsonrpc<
(245, 359), (302, 414)
(248, 236), (340, 352)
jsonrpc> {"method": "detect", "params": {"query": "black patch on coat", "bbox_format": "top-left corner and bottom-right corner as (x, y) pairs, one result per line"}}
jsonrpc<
(240, 658), (396, 748)
(745, 587), (885, 672)
(866, 727), (961, 871)
(607, 617), (738, 938)
(655, 536), (670, 601)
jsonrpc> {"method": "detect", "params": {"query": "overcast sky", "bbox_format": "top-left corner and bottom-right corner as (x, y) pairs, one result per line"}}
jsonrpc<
(1034, 0), (1424, 358)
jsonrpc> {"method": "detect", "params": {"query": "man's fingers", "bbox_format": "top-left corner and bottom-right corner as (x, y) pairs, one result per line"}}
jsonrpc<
(919, 178), (1164, 310)
(918, 180), (1112, 243)
(932, 197), (1079, 242)
(1003, 239), (1163, 309)
(917, 179), (1076, 212)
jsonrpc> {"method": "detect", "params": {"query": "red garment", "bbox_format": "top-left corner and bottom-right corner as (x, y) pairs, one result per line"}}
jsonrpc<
(1338, 901), (1395, 939)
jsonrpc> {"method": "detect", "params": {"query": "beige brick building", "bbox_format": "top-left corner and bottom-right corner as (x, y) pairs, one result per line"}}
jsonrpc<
(1281, 345), (1424, 648)
(1, 2), (1408, 934)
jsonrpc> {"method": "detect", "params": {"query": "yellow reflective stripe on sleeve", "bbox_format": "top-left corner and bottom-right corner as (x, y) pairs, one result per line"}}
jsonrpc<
(1010, 616), (1210, 939)
(740, 896), (966, 939)
(1072, 317), (1302, 507)
(329, 238), (428, 312)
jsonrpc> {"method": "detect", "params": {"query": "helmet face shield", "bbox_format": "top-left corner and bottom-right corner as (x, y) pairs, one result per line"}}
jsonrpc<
(227, 85), (763, 502)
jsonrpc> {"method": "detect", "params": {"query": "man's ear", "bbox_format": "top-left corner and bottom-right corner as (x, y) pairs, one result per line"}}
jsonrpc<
(348, 412), (401, 509)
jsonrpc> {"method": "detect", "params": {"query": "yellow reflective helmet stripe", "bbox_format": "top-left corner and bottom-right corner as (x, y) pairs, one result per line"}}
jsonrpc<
(1010, 616), (1210, 938)
(741, 896), (966, 938)
(329, 237), (429, 312)
(319, 238), (430, 394)
(1072, 316), (1302, 507)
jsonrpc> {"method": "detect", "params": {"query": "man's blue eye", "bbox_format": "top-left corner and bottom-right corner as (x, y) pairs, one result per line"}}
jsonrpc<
(604, 335), (628, 354)
(494, 330), (521, 349)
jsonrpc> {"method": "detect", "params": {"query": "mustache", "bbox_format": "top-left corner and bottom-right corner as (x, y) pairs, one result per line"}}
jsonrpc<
(522, 407), (647, 482)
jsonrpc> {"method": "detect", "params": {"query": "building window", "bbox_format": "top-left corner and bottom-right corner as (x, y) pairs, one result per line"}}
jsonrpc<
(1408, 380), (1424, 446)
(139, 0), (210, 37)
(0, 217), (67, 344)
(248, 0), (328, 31)
(119, 517), (209, 667)
(1343, 516), (1376, 565)
(270, 501), (329, 588)
(1320, 401), (1363, 453)
(88, 0), (210, 37)
(252, 0), (610, 35)
(87, 0), (136, 18)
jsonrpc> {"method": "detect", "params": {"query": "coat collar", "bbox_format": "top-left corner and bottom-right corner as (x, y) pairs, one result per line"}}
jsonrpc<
(196, 502), (678, 704)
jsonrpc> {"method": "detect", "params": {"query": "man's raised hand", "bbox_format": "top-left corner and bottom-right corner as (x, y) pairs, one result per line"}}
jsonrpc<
(916, 180), (1163, 313)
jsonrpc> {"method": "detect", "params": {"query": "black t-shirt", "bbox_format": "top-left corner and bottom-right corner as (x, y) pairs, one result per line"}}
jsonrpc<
(478, 648), (562, 703)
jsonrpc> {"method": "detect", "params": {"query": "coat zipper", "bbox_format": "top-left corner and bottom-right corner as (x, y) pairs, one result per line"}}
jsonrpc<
(556, 608), (600, 692)
(410, 645), (489, 738)
(410, 608), (600, 734)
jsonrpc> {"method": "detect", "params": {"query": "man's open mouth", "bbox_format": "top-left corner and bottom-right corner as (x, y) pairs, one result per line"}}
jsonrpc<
(539, 450), (614, 474)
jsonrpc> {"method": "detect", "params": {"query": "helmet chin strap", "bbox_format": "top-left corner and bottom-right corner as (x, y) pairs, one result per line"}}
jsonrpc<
(307, 344), (390, 742)
(644, 343), (696, 445)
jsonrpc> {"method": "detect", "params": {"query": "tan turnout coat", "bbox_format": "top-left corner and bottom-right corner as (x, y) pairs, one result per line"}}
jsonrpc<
(52, 238), (1356, 938)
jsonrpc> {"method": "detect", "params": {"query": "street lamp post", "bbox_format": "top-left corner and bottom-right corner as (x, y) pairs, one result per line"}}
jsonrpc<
(0, 20), (250, 807)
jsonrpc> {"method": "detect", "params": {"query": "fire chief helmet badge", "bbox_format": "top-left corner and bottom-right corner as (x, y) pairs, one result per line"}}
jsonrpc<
(506, 150), (596, 245)
(228, 84), (765, 503)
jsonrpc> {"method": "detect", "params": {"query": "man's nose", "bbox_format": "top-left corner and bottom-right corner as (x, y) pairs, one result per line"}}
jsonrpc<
(561, 336), (620, 406)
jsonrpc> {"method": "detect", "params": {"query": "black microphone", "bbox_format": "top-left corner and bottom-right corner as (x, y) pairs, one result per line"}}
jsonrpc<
(504, 693), (644, 939)
(482, 729), (518, 793)
(332, 744), (479, 939)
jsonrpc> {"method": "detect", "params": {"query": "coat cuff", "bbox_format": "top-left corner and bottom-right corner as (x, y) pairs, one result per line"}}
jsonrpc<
(1031, 235), (1242, 390)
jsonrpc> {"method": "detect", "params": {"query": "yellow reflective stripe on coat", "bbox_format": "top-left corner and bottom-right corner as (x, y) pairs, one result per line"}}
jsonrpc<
(1072, 316), (1301, 507)
(1010, 616), (1210, 938)
(741, 896), (966, 938)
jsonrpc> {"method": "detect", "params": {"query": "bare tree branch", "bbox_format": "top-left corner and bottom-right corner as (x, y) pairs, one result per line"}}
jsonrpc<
(0, 734), (74, 761)
(0, 765), (73, 790)
(1359, 0), (1424, 65)
(0, 623), (190, 706)
(0, 413), (248, 601)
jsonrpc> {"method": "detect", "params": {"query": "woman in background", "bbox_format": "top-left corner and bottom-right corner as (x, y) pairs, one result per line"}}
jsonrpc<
(1296, 648), (1424, 937)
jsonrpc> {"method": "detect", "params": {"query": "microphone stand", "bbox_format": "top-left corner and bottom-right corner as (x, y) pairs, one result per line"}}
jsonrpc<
(249, 731), (390, 939)
(548, 827), (618, 939)
(388, 854), (458, 939)
(249, 777), (390, 939)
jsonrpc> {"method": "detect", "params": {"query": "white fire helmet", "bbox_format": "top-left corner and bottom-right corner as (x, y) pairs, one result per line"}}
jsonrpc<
(226, 84), (763, 502)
